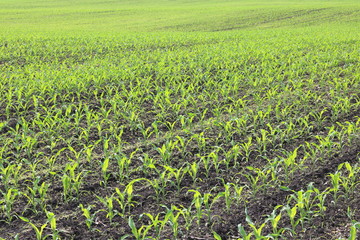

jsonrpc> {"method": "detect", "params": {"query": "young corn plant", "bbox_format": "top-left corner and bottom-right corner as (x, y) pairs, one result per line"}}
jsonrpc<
(114, 150), (136, 183)
(174, 135), (189, 158)
(284, 205), (299, 232)
(20, 134), (39, 160)
(115, 178), (147, 214)
(336, 121), (356, 149)
(155, 140), (177, 165)
(181, 113), (196, 129)
(163, 165), (188, 194)
(265, 205), (290, 238)
(328, 171), (342, 204)
(224, 144), (241, 169)
(202, 192), (220, 225)
(310, 108), (328, 130)
(287, 183), (328, 228)
(79, 204), (99, 231)
(23, 176), (49, 213)
(242, 166), (271, 197)
(138, 153), (157, 177)
(45, 210), (59, 240)
(0, 163), (22, 191)
(100, 157), (111, 187)
(287, 188), (313, 228)
(191, 132), (208, 154)
(176, 205), (194, 231)
(337, 162), (359, 199)
(188, 190), (204, 226)
(0, 188), (19, 222)
(19, 216), (51, 240)
(346, 207), (357, 222)
(140, 212), (167, 238)
(237, 223), (253, 240)
(151, 121), (161, 138)
(61, 162), (85, 201)
(222, 182), (233, 213)
(279, 147), (300, 183)
(187, 161), (199, 185)
(214, 120), (235, 143)
(163, 205), (182, 239)
(245, 210), (268, 240)
(164, 120), (178, 133)
(238, 209), (268, 240)
(114, 186), (130, 216)
(23, 159), (44, 182)
(197, 154), (211, 178)
(208, 151), (222, 174)
(314, 133), (340, 160)
(231, 182), (245, 206)
(96, 194), (117, 224)
(239, 137), (253, 162)
(67, 145), (83, 164)
(187, 189), (219, 226)
(138, 123), (154, 141)
(255, 129), (271, 156)
(102, 138), (112, 159)
(128, 216), (154, 240)
(148, 170), (170, 203)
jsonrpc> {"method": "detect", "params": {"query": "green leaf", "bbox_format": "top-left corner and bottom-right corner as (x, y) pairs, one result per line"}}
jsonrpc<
(212, 231), (222, 240)
(349, 225), (357, 240)
(19, 216), (30, 223)
(102, 158), (109, 172)
(245, 208), (253, 225)
(238, 224), (249, 238)
(128, 217), (139, 238)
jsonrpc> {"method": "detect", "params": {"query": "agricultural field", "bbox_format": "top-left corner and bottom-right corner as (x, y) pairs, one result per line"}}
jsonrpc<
(1, 0), (360, 239)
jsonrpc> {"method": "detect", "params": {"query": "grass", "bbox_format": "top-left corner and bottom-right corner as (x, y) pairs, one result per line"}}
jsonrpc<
(0, 0), (360, 239)
(1, 0), (360, 34)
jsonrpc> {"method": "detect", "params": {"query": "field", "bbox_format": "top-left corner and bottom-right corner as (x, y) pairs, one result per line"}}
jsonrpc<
(1, 0), (360, 239)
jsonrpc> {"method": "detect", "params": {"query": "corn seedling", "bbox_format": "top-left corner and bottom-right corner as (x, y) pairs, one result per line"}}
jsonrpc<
(62, 162), (85, 201)
(96, 194), (117, 223)
(188, 190), (205, 226)
(0, 188), (19, 222)
(128, 216), (154, 240)
(239, 137), (253, 162)
(140, 212), (167, 238)
(0, 163), (22, 191)
(23, 176), (49, 213)
(163, 165), (188, 193)
(187, 161), (199, 185)
(156, 140), (177, 165)
(100, 157), (111, 187)
(237, 223), (253, 240)
(45, 210), (59, 240)
(163, 205), (182, 239)
(243, 166), (271, 197)
(19, 216), (50, 240)
(337, 162), (359, 198)
(265, 205), (287, 237)
(177, 205), (195, 231)
(191, 132), (208, 154)
(79, 204), (99, 230)
(284, 205), (299, 231)
(138, 153), (157, 177)
(279, 147), (300, 183)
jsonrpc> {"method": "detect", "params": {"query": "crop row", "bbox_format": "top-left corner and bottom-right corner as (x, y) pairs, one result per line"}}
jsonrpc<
(1, 28), (360, 239)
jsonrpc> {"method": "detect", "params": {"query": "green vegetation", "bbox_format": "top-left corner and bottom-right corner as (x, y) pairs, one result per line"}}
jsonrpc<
(0, 0), (360, 239)
(1, 0), (360, 34)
